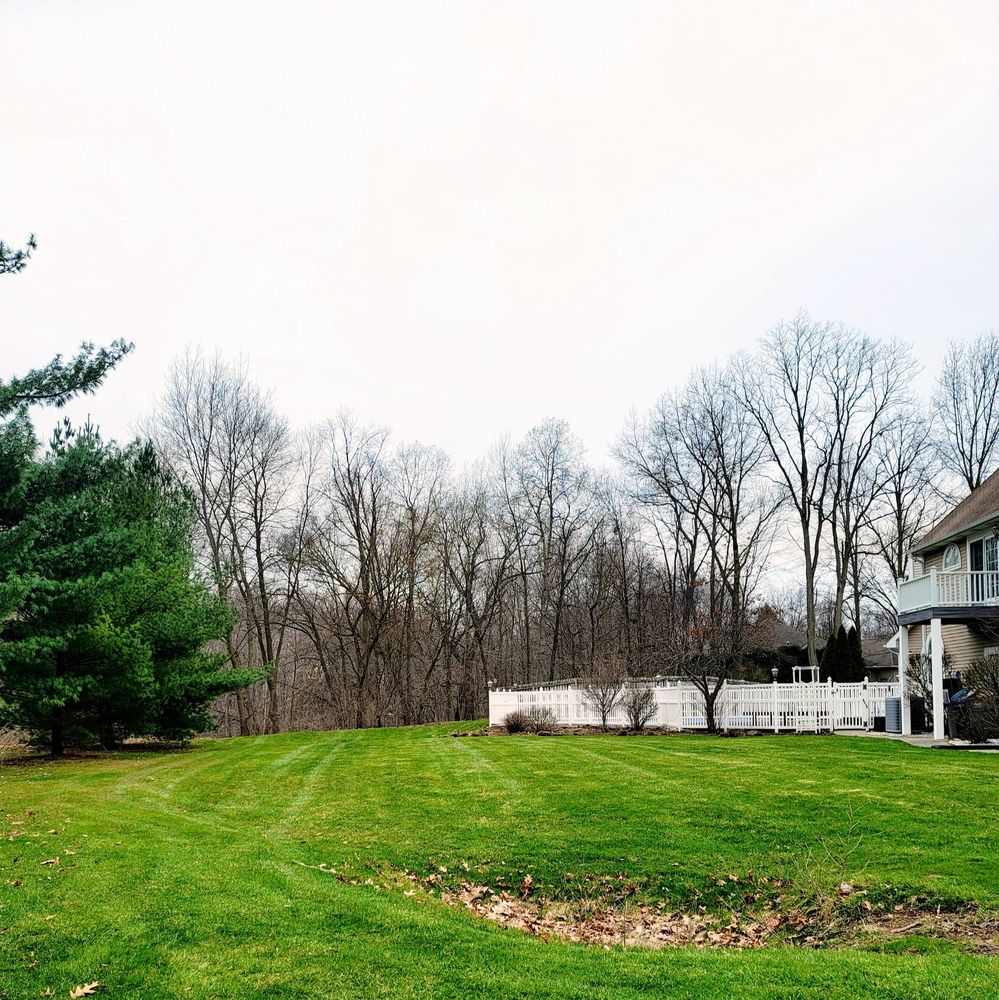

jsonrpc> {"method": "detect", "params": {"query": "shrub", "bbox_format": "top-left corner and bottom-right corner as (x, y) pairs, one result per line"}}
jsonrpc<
(503, 710), (531, 733)
(621, 685), (657, 730)
(952, 700), (998, 743)
(907, 650), (954, 730)
(503, 706), (558, 733)
(741, 646), (796, 683)
(952, 654), (999, 742)
(529, 706), (558, 731)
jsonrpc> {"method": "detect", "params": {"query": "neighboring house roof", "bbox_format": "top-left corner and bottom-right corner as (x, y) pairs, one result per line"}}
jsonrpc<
(745, 611), (809, 649)
(861, 637), (896, 667)
(913, 467), (999, 553)
(746, 610), (895, 667)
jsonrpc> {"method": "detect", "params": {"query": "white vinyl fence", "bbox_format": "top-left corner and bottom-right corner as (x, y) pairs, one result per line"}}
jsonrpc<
(488, 678), (899, 733)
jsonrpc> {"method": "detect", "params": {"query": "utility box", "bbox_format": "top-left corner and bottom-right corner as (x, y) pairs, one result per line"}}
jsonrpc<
(885, 697), (902, 734)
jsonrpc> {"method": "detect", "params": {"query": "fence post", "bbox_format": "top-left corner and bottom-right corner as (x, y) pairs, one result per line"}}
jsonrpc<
(828, 676), (834, 732)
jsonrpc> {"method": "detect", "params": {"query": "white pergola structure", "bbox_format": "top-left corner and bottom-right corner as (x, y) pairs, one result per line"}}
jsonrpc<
(792, 664), (820, 684)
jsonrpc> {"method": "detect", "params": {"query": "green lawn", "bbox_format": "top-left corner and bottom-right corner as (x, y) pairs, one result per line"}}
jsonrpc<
(1, 726), (997, 998)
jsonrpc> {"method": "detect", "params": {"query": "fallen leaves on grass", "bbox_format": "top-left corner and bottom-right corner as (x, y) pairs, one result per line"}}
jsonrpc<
(439, 881), (788, 949)
(427, 875), (999, 954)
(295, 860), (999, 955)
(69, 983), (101, 998)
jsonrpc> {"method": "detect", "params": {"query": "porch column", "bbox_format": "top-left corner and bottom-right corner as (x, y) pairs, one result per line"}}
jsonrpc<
(898, 626), (911, 735)
(930, 617), (945, 741)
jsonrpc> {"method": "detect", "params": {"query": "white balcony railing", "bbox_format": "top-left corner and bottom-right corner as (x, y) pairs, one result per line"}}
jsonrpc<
(898, 569), (999, 614)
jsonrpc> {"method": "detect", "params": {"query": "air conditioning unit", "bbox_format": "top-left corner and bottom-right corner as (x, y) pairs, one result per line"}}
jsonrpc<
(885, 697), (902, 734)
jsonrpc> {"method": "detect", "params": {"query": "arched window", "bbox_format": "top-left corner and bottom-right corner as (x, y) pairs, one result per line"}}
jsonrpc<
(943, 544), (961, 570)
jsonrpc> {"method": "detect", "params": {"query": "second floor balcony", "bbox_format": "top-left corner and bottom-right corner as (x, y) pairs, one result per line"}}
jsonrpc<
(898, 568), (999, 620)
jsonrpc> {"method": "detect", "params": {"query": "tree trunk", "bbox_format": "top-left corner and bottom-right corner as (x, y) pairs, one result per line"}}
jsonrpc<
(266, 675), (280, 734)
(703, 689), (718, 735)
(804, 553), (818, 666)
(51, 710), (64, 757)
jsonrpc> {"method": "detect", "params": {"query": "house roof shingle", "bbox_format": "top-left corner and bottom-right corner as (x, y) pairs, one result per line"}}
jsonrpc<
(745, 613), (809, 649)
(861, 637), (896, 667)
(912, 467), (999, 554)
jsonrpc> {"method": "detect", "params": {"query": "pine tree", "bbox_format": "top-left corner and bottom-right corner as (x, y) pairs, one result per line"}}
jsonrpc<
(845, 625), (866, 682)
(820, 624), (854, 682)
(820, 627), (838, 681)
(0, 233), (36, 275)
(0, 340), (133, 416)
(0, 341), (133, 622)
(0, 426), (262, 753)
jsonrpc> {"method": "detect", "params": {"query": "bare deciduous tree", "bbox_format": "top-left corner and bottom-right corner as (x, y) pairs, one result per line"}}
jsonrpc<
(666, 612), (737, 735)
(580, 657), (624, 731)
(862, 411), (941, 622)
(621, 363), (777, 687)
(823, 333), (915, 636)
(742, 316), (913, 661)
(149, 351), (297, 734)
(307, 415), (403, 730)
(934, 333), (999, 492)
(505, 420), (600, 682)
(439, 474), (513, 715)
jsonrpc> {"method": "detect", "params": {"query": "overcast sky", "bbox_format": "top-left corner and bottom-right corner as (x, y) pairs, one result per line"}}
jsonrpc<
(3, 0), (998, 465)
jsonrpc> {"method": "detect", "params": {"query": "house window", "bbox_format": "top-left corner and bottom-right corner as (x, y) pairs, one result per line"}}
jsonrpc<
(943, 544), (961, 570)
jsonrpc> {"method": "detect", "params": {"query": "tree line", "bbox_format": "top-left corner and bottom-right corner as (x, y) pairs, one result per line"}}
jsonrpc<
(3, 237), (995, 740)
(142, 319), (995, 735)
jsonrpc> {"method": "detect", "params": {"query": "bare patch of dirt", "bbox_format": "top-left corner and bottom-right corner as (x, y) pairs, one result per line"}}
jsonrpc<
(847, 908), (999, 955)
